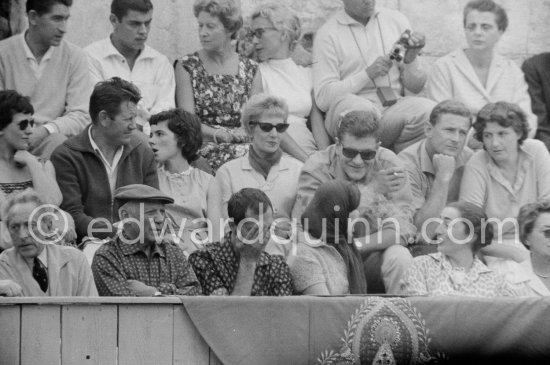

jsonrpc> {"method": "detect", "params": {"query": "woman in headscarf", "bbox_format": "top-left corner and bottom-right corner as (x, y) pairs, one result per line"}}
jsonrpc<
(290, 180), (367, 295)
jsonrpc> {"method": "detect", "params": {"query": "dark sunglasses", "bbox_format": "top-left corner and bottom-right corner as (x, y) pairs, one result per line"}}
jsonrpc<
(18, 119), (35, 131)
(542, 229), (550, 239)
(341, 147), (377, 161)
(250, 121), (289, 133)
(248, 27), (277, 39)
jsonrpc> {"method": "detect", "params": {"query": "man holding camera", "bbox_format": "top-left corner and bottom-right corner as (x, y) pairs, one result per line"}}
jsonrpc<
(313, 0), (436, 153)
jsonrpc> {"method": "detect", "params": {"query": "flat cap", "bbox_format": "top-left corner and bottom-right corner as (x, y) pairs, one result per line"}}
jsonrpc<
(114, 184), (174, 205)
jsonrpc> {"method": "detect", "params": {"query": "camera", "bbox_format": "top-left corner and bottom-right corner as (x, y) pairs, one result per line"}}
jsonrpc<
(389, 30), (412, 62)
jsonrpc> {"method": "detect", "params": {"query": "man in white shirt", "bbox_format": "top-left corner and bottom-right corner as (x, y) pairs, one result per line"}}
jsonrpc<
(85, 0), (175, 134)
(0, 0), (92, 158)
(313, 0), (436, 153)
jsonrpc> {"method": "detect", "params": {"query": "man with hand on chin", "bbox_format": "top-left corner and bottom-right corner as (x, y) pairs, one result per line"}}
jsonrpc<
(190, 188), (292, 296)
(92, 184), (201, 297)
(399, 100), (473, 243)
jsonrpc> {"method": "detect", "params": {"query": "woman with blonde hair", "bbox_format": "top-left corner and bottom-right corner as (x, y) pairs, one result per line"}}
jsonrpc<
(175, 0), (260, 172)
(250, 3), (329, 161)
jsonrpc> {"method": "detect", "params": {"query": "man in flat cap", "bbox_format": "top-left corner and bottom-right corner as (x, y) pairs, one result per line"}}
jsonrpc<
(91, 184), (201, 296)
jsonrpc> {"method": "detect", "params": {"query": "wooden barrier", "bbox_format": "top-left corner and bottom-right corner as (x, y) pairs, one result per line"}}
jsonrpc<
(0, 297), (221, 365)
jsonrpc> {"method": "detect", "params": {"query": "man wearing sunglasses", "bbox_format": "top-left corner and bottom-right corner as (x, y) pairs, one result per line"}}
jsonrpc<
(0, 0), (92, 158)
(293, 110), (414, 294)
(398, 100), (473, 244)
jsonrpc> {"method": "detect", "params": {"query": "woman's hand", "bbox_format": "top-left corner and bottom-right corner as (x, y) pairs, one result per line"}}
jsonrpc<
(230, 128), (250, 143)
(13, 150), (40, 168)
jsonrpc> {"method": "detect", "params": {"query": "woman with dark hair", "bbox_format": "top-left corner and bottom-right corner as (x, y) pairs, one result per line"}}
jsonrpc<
(516, 201), (550, 296)
(460, 102), (550, 275)
(149, 109), (213, 254)
(175, 0), (260, 172)
(426, 0), (537, 140)
(402, 201), (522, 296)
(291, 180), (367, 295)
(0, 90), (63, 248)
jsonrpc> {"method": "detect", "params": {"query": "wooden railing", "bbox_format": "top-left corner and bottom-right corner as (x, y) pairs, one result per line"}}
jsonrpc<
(0, 297), (221, 365)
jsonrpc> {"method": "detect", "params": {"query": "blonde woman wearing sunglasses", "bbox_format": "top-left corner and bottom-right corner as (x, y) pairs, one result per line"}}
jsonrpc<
(207, 94), (303, 245)
(0, 90), (62, 250)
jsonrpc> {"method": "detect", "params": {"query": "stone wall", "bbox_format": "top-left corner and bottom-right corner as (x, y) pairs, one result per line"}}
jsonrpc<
(13, 0), (550, 65)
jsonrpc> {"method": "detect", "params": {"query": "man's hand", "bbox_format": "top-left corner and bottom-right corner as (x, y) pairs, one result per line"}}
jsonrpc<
(403, 31), (425, 64)
(432, 154), (456, 182)
(13, 150), (40, 168)
(234, 221), (270, 263)
(127, 280), (158, 296)
(366, 56), (393, 80)
(374, 166), (406, 195)
(29, 126), (50, 149)
(0, 279), (23, 297)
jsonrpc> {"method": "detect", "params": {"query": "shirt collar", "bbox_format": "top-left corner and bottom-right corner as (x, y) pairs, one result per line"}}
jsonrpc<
(88, 125), (124, 160)
(430, 252), (492, 276)
(336, 8), (380, 26)
(117, 236), (166, 258)
(37, 246), (48, 269)
(241, 153), (289, 172)
(21, 32), (54, 63)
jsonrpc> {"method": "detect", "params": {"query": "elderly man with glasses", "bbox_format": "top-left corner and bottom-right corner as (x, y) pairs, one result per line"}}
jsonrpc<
(292, 107), (414, 294)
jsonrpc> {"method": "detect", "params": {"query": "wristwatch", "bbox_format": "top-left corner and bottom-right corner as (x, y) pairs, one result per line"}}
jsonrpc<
(153, 291), (163, 297)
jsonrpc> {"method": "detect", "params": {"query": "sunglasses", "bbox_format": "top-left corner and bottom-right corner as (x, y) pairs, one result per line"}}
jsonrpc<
(341, 147), (377, 161)
(18, 119), (35, 131)
(541, 229), (550, 239)
(248, 27), (277, 39)
(250, 121), (289, 133)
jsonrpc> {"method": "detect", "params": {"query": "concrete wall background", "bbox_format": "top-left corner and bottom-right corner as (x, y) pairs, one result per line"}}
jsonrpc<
(13, 0), (550, 65)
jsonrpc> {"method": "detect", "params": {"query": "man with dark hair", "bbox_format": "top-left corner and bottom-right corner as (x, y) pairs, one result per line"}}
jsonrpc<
(92, 184), (201, 296)
(522, 53), (550, 150)
(313, 0), (436, 153)
(399, 100), (473, 242)
(293, 108), (414, 294)
(0, 0), (92, 158)
(85, 0), (174, 135)
(189, 188), (292, 296)
(51, 77), (158, 242)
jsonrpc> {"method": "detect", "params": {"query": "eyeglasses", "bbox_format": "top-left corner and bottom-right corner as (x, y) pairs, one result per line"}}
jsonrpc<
(249, 121), (289, 133)
(248, 27), (277, 39)
(18, 119), (35, 131)
(341, 147), (377, 161)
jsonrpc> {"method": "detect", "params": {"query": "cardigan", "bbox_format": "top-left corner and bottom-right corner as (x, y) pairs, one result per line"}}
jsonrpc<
(0, 33), (92, 136)
(50, 126), (158, 241)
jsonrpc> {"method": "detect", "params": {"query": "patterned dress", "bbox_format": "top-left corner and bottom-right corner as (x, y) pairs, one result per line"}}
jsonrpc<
(180, 52), (258, 171)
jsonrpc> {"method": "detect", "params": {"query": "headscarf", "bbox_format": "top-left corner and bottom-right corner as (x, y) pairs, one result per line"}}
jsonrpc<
(301, 180), (368, 294)
(248, 144), (283, 179)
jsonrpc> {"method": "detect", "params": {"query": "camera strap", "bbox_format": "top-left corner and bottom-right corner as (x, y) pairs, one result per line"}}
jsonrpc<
(348, 14), (392, 89)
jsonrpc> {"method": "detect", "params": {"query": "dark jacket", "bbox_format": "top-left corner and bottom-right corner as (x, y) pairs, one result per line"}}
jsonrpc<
(522, 53), (550, 149)
(51, 125), (158, 241)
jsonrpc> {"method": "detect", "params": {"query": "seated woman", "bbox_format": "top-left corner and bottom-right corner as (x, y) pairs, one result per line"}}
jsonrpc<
(402, 201), (522, 297)
(426, 0), (537, 141)
(175, 0), (260, 172)
(149, 109), (213, 255)
(290, 180), (367, 295)
(249, 3), (329, 160)
(516, 201), (550, 296)
(460, 102), (550, 277)
(0, 90), (62, 249)
(207, 93), (303, 243)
